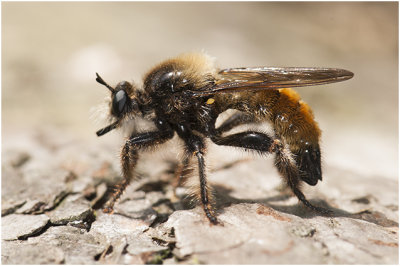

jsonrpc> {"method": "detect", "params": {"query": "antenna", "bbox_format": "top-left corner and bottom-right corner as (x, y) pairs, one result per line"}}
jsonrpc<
(96, 73), (115, 93)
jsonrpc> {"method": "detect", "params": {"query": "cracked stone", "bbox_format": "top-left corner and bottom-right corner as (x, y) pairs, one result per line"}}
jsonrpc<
(90, 211), (151, 241)
(166, 204), (295, 261)
(26, 225), (105, 264)
(311, 217), (398, 264)
(125, 232), (169, 255)
(85, 186), (172, 264)
(291, 223), (317, 237)
(2, 214), (49, 240)
(90, 182), (108, 208)
(2, 166), (72, 215)
(112, 189), (163, 223)
(15, 199), (48, 214)
(147, 225), (176, 245)
(1, 199), (26, 217)
(2, 127), (398, 264)
(87, 211), (165, 264)
(2, 241), (65, 264)
(1, 166), (25, 216)
(95, 239), (127, 264)
(82, 184), (97, 200)
(48, 194), (93, 225)
(165, 202), (398, 264)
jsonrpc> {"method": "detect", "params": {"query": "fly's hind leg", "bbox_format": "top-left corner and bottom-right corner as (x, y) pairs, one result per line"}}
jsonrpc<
(173, 156), (191, 189)
(211, 131), (330, 214)
(216, 112), (256, 135)
(272, 139), (330, 214)
(103, 129), (174, 213)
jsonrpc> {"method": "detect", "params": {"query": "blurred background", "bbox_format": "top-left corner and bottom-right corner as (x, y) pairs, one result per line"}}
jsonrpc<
(2, 2), (398, 181)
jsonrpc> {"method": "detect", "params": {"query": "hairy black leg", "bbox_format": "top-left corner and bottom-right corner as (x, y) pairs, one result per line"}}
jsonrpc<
(212, 131), (273, 153)
(295, 147), (322, 186)
(216, 112), (323, 187)
(177, 123), (218, 225)
(216, 112), (255, 135)
(211, 131), (330, 214)
(103, 129), (174, 213)
(195, 149), (218, 224)
(173, 156), (191, 189)
(273, 140), (331, 214)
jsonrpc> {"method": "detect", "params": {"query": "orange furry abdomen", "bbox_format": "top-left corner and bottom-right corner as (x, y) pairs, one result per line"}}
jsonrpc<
(229, 88), (322, 152)
(270, 88), (321, 151)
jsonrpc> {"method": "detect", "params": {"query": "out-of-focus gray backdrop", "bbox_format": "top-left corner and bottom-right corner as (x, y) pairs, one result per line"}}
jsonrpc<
(3, 2), (398, 179)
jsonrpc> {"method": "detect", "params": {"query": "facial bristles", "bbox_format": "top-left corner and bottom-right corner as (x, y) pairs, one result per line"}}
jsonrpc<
(96, 72), (115, 93)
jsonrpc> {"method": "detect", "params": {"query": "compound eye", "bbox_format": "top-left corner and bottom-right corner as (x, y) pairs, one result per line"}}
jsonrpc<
(112, 90), (127, 116)
(116, 81), (132, 93)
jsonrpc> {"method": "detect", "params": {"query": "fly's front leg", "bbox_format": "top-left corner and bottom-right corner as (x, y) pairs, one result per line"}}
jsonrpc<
(103, 129), (174, 213)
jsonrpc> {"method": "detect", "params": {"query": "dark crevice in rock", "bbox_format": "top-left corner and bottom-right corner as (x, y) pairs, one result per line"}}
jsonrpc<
(145, 247), (174, 264)
(137, 180), (170, 193)
(150, 199), (176, 228)
(91, 184), (115, 211)
(350, 210), (398, 227)
(149, 214), (170, 228)
(68, 210), (97, 232)
(121, 243), (130, 254)
(94, 244), (114, 261)
(1, 201), (27, 217)
(17, 220), (52, 240)
(25, 191), (72, 215)
(83, 186), (97, 201)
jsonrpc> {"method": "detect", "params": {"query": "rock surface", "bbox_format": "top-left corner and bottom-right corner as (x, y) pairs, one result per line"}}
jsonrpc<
(2, 214), (50, 241)
(1, 128), (398, 264)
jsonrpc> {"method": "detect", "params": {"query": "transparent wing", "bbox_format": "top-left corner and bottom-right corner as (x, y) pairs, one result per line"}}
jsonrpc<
(189, 67), (353, 96)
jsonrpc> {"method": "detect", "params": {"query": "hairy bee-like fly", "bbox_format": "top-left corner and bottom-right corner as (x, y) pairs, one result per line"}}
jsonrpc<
(95, 53), (353, 224)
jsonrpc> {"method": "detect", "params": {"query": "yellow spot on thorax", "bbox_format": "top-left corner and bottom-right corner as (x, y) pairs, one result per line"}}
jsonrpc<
(206, 98), (215, 104)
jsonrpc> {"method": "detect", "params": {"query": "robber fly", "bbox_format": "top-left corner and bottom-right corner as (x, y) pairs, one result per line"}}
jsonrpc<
(95, 53), (353, 224)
